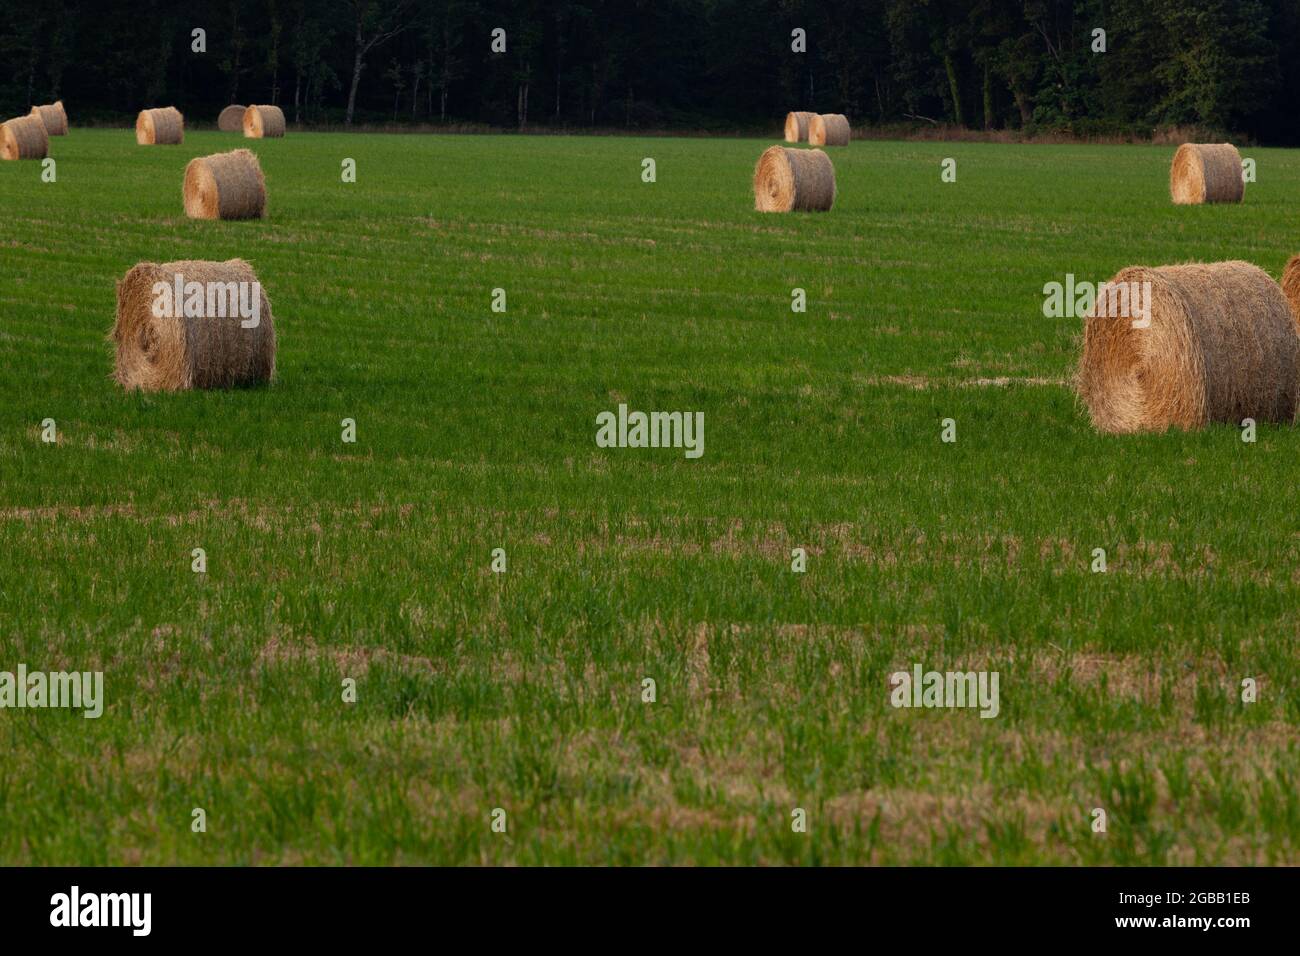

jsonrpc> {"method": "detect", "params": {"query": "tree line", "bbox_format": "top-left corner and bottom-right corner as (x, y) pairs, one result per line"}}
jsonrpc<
(2, 0), (1296, 144)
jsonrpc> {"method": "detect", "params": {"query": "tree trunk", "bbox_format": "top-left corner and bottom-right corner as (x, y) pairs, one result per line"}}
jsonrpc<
(983, 64), (993, 130)
(346, 49), (364, 126)
(270, 29), (280, 103)
(293, 69), (301, 124)
(439, 27), (452, 122)
(1012, 85), (1032, 126)
(944, 53), (964, 126)
(229, 6), (243, 102)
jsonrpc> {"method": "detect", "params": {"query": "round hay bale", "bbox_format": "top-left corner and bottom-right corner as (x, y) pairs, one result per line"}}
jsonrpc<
(1170, 143), (1243, 204)
(112, 259), (276, 391)
(753, 145), (835, 213)
(184, 149), (266, 220)
(783, 111), (813, 143)
(808, 113), (850, 146)
(29, 101), (68, 136)
(217, 105), (246, 131)
(243, 105), (285, 138)
(1075, 261), (1298, 433)
(136, 107), (184, 145)
(1, 114), (49, 160)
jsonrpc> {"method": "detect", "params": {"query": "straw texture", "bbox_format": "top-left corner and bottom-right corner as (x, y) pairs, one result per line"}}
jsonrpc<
(753, 145), (836, 212)
(1170, 143), (1243, 204)
(183, 149), (266, 220)
(112, 259), (276, 391)
(1076, 261), (1298, 432)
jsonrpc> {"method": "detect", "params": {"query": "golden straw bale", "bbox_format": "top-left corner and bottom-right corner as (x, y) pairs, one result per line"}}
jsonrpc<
(242, 105), (285, 138)
(29, 101), (68, 135)
(136, 107), (184, 145)
(112, 259), (276, 391)
(808, 113), (850, 146)
(183, 149), (266, 220)
(1170, 143), (1243, 204)
(783, 111), (813, 143)
(1076, 261), (1298, 432)
(753, 145), (835, 212)
(1, 114), (49, 160)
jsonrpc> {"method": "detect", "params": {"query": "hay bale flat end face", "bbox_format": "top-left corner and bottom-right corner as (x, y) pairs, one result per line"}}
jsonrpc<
(1, 115), (49, 160)
(217, 105), (246, 131)
(112, 259), (276, 392)
(754, 145), (836, 213)
(136, 107), (184, 145)
(1076, 261), (1298, 433)
(243, 105), (286, 138)
(184, 149), (267, 220)
(1170, 143), (1243, 204)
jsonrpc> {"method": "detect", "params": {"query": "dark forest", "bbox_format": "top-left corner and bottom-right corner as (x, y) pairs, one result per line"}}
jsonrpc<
(2, 1), (1297, 143)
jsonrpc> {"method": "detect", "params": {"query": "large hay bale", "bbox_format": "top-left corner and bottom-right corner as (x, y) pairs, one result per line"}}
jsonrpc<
(808, 113), (851, 146)
(783, 111), (813, 143)
(112, 259), (276, 391)
(136, 107), (184, 145)
(243, 104), (285, 138)
(29, 101), (68, 136)
(1076, 261), (1298, 433)
(217, 105), (246, 131)
(1170, 143), (1243, 204)
(184, 149), (266, 220)
(1, 114), (49, 160)
(753, 145), (835, 212)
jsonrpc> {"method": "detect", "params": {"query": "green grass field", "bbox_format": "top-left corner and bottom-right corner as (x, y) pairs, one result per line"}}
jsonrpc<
(1, 129), (1297, 865)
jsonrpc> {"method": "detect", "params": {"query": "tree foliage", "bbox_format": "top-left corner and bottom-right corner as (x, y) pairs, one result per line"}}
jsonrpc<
(0, 0), (1293, 141)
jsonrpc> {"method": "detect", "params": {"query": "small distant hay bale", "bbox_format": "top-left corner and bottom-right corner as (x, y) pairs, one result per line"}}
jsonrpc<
(808, 113), (850, 146)
(29, 101), (68, 136)
(753, 145), (835, 212)
(784, 111), (813, 143)
(1076, 261), (1298, 433)
(136, 107), (184, 145)
(1170, 143), (1243, 204)
(1, 114), (49, 160)
(112, 259), (276, 391)
(217, 105), (246, 131)
(243, 105), (285, 138)
(184, 149), (266, 220)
